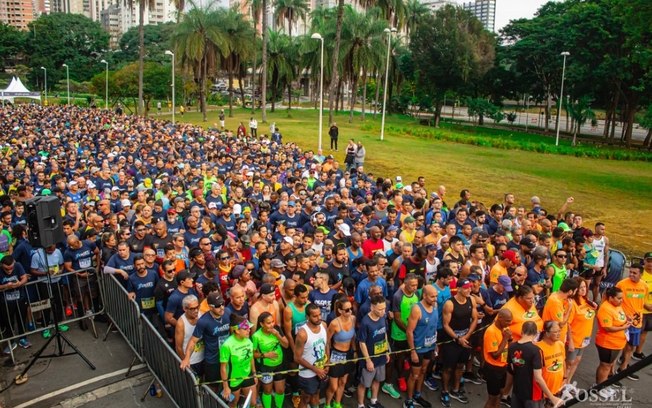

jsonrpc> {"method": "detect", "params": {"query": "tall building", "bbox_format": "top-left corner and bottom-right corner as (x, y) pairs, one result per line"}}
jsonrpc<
(0, 0), (36, 30)
(100, 0), (177, 48)
(462, 0), (496, 32)
(420, 0), (456, 12)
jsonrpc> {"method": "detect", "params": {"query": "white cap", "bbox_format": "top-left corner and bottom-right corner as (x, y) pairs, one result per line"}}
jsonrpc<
(121, 199), (131, 207)
(283, 236), (294, 245)
(233, 204), (242, 215)
(396, 176), (402, 182)
(339, 223), (351, 237)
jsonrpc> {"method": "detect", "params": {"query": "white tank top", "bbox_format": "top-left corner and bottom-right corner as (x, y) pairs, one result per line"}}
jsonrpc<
(298, 323), (327, 378)
(181, 314), (204, 365)
(593, 236), (606, 268)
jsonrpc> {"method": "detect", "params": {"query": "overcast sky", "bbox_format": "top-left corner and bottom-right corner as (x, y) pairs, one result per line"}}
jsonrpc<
(493, 0), (558, 31)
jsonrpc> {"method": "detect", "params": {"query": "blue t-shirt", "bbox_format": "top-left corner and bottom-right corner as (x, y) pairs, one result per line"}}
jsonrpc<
(354, 277), (388, 305)
(357, 313), (389, 367)
(166, 288), (199, 320)
(63, 241), (97, 271)
(433, 283), (451, 330)
(309, 289), (338, 321)
(127, 270), (159, 313)
(193, 309), (233, 363)
(0, 262), (27, 302)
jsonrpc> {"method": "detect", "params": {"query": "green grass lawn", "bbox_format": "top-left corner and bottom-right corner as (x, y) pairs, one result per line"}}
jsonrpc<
(170, 107), (652, 257)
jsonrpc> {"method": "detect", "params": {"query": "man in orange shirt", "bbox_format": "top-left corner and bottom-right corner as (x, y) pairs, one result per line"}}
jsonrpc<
(595, 287), (630, 393)
(482, 309), (513, 408)
(616, 261), (650, 380)
(489, 250), (519, 285)
(502, 285), (543, 342)
(542, 278), (579, 350)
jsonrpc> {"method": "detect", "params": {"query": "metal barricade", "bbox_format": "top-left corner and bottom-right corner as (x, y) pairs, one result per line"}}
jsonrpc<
(201, 384), (232, 408)
(101, 273), (143, 360)
(0, 267), (102, 362)
(140, 315), (203, 408)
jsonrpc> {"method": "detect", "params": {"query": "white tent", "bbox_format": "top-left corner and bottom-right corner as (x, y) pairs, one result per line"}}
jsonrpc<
(0, 77), (41, 103)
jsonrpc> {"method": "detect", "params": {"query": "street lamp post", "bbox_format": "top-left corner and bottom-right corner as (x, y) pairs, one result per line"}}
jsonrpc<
(380, 27), (397, 141)
(165, 50), (175, 125)
(555, 51), (570, 146)
(311, 33), (324, 151)
(62, 63), (70, 105)
(40, 66), (47, 106)
(100, 60), (108, 109)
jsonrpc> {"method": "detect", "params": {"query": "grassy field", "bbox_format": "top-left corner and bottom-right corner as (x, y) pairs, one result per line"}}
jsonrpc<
(168, 107), (652, 257)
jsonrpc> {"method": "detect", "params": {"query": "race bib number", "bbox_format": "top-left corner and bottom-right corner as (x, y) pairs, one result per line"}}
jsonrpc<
(581, 337), (591, 348)
(424, 335), (436, 348)
(141, 297), (155, 310)
(625, 329), (630, 342)
(157, 248), (165, 258)
(194, 340), (204, 353)
(5, 290), (20, 302)
(49, 265), (60, 275)
(261, 374), (273, 384)
(374, 340), (388, 355)
(79, 258), (92, 269)
(330, 350), (347, 363)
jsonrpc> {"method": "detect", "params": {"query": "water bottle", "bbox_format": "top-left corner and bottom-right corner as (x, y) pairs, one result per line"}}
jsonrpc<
(149, 384), (156, 396)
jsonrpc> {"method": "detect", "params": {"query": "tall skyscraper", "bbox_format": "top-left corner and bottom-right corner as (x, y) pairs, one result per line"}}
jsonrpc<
(462, 0), (496, 32)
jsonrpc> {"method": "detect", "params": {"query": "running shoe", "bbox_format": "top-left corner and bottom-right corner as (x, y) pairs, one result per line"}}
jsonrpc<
(382, 383), (401, 399)
(424, 377), (439, 391)
(500, 395), (511, 407)
(403, 399), (415, 408)
(3, 342), (17, 355)
(42, 329), (52, 339)
(632, 352), (646, 361)
(440, 392), (451, 408)
(450, 389), (469, 404)
(414, 394), (432, 408)
(58, 324), (70, 332)
(398, 377), (407, 392)
(462, 372), (483, 385)
(618, 367), (639, 381)
(368, 401), (385, 408)
(18, 338), (32, 349)
(65, 305), (73, 317)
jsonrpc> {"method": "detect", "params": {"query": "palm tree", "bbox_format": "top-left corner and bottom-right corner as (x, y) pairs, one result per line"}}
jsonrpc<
(172, 6), (227, 121)
(274, 0), (309, 37)
(404, 0), (427, 39)
(124, 0), (156, 115)
(217, 7), (256, 117)
(327, 0), (345, 125)
(267, 30), (293, 112)
(262, 0), (269, 122)
(171, 0), (185, 22)
(247, 0), (263, 112)
(566, 96), (596, 146)
(340, 7), (386, 122)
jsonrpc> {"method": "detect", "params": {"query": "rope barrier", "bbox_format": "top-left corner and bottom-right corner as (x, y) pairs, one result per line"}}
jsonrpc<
(196, 321), (493, 387)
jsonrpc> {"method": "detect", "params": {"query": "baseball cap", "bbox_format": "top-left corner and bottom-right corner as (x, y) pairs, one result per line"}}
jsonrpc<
(231, 265), (245, 279)
(260, 283), (276, 295)
(271, 259), (286, 269)
(338, 223), (351, 237)
(404, 216), (415, 224)
(467, 274), (481, 282)
(644, 252), (652, 260)
(207, 292), (225, 308)
(121, 199), (132, 207)
(458, 278), (473, 289)
(502, 250), (520, 265)
(519, 237), (536, 249)
(176, 270), (193, 284)
(288, 201), (296, 207)
(167, 208), (177, 215)
(387, 225), (399, 232)
(426, 243), (436, 251)
(497, 275), (513, 291)
(283, 236), (294, 245)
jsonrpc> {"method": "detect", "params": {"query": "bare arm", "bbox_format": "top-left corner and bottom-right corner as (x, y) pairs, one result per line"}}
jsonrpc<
(174, 318), (186, 359)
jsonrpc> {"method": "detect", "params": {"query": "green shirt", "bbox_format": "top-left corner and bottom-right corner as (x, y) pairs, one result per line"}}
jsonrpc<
(549, 263), (567, 292)
(391, 288), (419, 341)
(220, 335), (254, 387)
(252, 328), (284, 367)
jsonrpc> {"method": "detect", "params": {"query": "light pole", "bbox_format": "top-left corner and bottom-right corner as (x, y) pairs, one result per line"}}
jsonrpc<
(380, 27), (397, 141)
(40, 66), (47, 106)
(555, 51), (570, 146)
(311, 33), (324, 151)
(62, 63), (70, 105)
(165, 50), (175, 125)
(100, 59), (108, 109)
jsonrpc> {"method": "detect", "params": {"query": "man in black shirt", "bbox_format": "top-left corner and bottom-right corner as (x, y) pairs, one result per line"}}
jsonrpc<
(507, 321), (561, 408)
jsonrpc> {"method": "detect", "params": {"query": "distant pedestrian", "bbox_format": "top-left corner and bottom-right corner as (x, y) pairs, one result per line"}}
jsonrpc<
(329, 123), (339, 151)
(250, 117), (258, 138)
(157, 101), (162, 115)
(219, 110), (225, 129)
(354, 141), (365, 168)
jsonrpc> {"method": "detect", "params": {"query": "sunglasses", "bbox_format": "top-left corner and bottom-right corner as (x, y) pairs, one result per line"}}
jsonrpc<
(341, 308), (353, 313)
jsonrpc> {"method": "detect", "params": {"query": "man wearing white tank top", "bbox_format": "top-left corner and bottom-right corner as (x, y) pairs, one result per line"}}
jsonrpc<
(591, 222), (610, 301)
(294, 303), (329, 408)
(175, 294), (204, 375)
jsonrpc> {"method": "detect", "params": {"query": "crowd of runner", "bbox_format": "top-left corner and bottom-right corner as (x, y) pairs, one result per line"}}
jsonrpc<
(0, 105), (651, 408)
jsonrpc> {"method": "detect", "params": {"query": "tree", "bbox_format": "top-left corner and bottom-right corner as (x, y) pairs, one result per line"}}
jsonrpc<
(267, 30), (293, 112)
(107, 62), (170, 114)
(0, 23), (24, 72)
(641, 104), (652, 149)
(116, 22), (176, 66)
(274, 0), (309, 37)
(172, 7), (227, 122)
(410, 5), (495, 127)
(404, 0), (428, 39)
(261, 0), (269, 122)
(466, 97), (499, 125)
(26, 13), (109, 90)
(122, 0), (156, 115)
(566, 96), (596, 146)
(327, 0), (345, 125)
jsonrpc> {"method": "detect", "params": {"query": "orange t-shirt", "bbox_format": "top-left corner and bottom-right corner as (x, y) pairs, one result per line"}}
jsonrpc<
(503, 297), (543, 342)
(541, 293), (573, 343)
(569, 297), (596, 349)
(489, 263), (508, 285)
(616, 278), (648, 328)
(483, 322), (509, 367)
(596, 301), (627, 350)
(536, 340), (565, 395)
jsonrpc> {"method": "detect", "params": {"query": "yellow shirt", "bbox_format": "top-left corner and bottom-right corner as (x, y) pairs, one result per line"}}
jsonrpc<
(489, 263), (507, 285)
(536, 340), (565, 395)
(483, 323), (508, 367)
(641, 270), (652, 315)
(542, 293), (573, 343)
(616, 278), (648, 328)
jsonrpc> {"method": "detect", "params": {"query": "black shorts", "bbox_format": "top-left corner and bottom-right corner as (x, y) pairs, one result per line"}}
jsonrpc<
(391, 338), (409, 354)
(231, 376), (256, 392)
(298, 375), (321, 395)
(258, 363), (287, 383)
(483, 363), (507, 396)
(596, 344), (620, 364)
(410, 350), (434, 367)
(204, 361), (221, 384)
(329, 348), (354, 378)
(643, 314), (652, 332)
(440, 341), (471, 369)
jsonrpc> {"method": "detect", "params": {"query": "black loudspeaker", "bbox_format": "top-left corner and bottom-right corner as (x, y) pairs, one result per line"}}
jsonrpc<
(25, 196), (65, 248)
